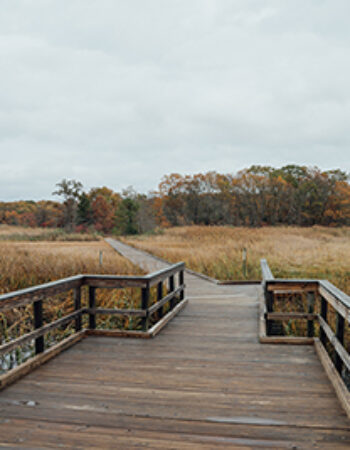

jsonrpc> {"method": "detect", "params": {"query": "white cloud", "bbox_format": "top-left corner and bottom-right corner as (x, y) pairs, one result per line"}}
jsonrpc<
(0, 0), (349, 200)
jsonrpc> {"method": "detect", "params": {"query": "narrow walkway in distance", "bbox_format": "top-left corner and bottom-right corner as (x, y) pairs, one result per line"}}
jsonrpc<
(0, 239), (349, 448)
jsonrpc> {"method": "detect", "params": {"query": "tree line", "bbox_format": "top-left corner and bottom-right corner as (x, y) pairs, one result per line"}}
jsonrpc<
(1, 165), (349, 233)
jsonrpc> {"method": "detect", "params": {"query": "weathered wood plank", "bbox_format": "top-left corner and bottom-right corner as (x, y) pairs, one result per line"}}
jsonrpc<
(260, 336), (314, 345)
(0, 331), (86, 391)
(85, 329), (150, 339)
(146, 262), (185, 287)
(148, 285), (184, 315)
(266, 312), (318, 320)
(319, 283), (350, 321)
(314, 338), (350, 419)
(148, 298), (188, 337)
(267, 281), (319, 292)
(85, 308), (146, 317)
(260, 258), (274, 281)
(0, 276), (83, 312)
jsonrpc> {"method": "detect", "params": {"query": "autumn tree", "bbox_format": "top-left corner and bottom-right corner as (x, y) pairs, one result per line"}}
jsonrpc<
(91, 195), (115, 233)
(52, 179), (83, 230)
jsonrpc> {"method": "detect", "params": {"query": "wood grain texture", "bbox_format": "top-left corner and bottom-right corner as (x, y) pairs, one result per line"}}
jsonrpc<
(0, 241), (349, 448)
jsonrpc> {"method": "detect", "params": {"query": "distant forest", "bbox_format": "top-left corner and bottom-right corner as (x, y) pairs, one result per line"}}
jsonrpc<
(1, 165), (350, 234)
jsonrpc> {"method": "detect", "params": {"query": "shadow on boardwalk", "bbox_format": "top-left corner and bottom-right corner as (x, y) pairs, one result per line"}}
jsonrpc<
(0, 239), (349, 448)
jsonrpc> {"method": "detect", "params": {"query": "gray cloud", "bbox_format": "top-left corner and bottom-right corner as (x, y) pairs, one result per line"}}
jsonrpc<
(0, 0), (349, 200)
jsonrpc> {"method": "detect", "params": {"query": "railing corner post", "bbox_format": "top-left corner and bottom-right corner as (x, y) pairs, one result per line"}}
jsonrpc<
(179, 269), (184, 302)
(169, 275), (175, 309)
(141, 282), (150, 331)
(320, 296), (328, 346)
(33, 299), (44, 354)
(74, 286), (82, 332)
(335, 312), (345, 374)
(265, 283), (274, 336)
(307, 291), (315, 338)
(157, 281), (163, 319)
(89, 286), (96, 330)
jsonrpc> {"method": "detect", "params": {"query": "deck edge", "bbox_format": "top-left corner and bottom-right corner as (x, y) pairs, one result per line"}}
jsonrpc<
(314, 338), (350, 419)
(0, 330), (86, 391)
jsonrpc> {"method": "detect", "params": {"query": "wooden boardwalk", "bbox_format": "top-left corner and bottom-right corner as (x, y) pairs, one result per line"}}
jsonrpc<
(0, 240), (349, 448)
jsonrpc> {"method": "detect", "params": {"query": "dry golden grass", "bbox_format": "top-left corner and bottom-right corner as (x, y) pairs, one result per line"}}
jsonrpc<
(0, 225), (99, 241)
(124, 226), (350, 295)
(0, 240), (144, 371)
(0, 225), (45, 236)
(0, 240), (142, 293)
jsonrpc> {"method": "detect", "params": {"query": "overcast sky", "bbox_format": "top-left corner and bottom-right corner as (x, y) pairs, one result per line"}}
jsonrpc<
(1, 0), (349, 200)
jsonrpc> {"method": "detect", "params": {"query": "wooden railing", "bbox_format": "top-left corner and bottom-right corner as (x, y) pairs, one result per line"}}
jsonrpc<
(260, 258), (350, 416)
(0, 263), (186, 389)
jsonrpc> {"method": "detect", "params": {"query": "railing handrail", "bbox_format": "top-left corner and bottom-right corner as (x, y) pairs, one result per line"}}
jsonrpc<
(260, 258), (274, 281)
(261, 258), (350, 310)
(260, 257), (350, 417)
(0, 262), (186, 312)
(0, 261), (187, 389)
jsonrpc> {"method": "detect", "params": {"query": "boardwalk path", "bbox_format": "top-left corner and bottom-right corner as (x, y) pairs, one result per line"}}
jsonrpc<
(0, 239), (349, 448)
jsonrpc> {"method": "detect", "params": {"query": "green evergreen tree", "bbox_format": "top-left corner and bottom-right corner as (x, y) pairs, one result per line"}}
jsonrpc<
(77, 192), (92, 225)
(115, 197), (139, 235)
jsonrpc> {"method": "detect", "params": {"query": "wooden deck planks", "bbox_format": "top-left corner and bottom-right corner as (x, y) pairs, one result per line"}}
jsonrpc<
(0, 239), (349, 448)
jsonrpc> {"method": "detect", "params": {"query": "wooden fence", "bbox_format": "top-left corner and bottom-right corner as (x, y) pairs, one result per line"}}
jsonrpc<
(260, 258), (350, 417)
(0, 262), (186, 390)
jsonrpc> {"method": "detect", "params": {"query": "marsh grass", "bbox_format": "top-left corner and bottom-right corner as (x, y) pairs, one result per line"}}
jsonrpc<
(125, 225), (350, 353)
(124, 225), (350, 295)
(0, 224), (100, 241)
(0, 240), (144, 373)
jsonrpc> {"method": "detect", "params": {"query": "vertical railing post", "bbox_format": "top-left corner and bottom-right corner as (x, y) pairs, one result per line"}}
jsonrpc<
(265, 283), (274, 335)
(157, 281), (163, 319)
(169, 275), (175, 309)
(179, 269), (184, 301)
(141, 283), (150, 331)
(33, 300), (44, 354)
(89, 286), (96, 330)
(74, 287), (82, 332)
(320, 296), (328, 346)
(335, 312), (345, 374)
(307, 291), (315, 338)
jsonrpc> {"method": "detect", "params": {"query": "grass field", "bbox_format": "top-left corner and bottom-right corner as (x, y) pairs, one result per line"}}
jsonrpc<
(0, 231), (144, 371)
(124, 225), (350, 295)
(0, 224), (99, 241)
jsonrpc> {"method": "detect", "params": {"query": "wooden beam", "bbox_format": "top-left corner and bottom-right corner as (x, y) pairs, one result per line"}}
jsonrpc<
(88, 286), (96, 329)
(33, 299), (44, 354)
(148, 285), (184, 315)
(85, 329), (150, 339)
(141, 283), (150, 331)
(267, 282), (318, 292)
(74, 287), (82, 332)
(0, 309), (83, 357)
(314, 338), (350, 419)
(318, 316), (350, 372)
(258, 289), (267, 342)
(319, 283), (350, 321)
(83, 276), (147, 289)
(0, 276), (83, 312)
(147, 263), (185, 287)
(266, 312), (318, 321)
(85, 308), (146, 317)
(260, 259), (274, 281)
(260, 336), (314, 345)
(148, 298), (188, 338)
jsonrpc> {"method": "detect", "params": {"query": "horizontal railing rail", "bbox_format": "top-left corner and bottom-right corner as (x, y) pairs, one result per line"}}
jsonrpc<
(0, 262), (186, 389)
(260, 258), (350, 415)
